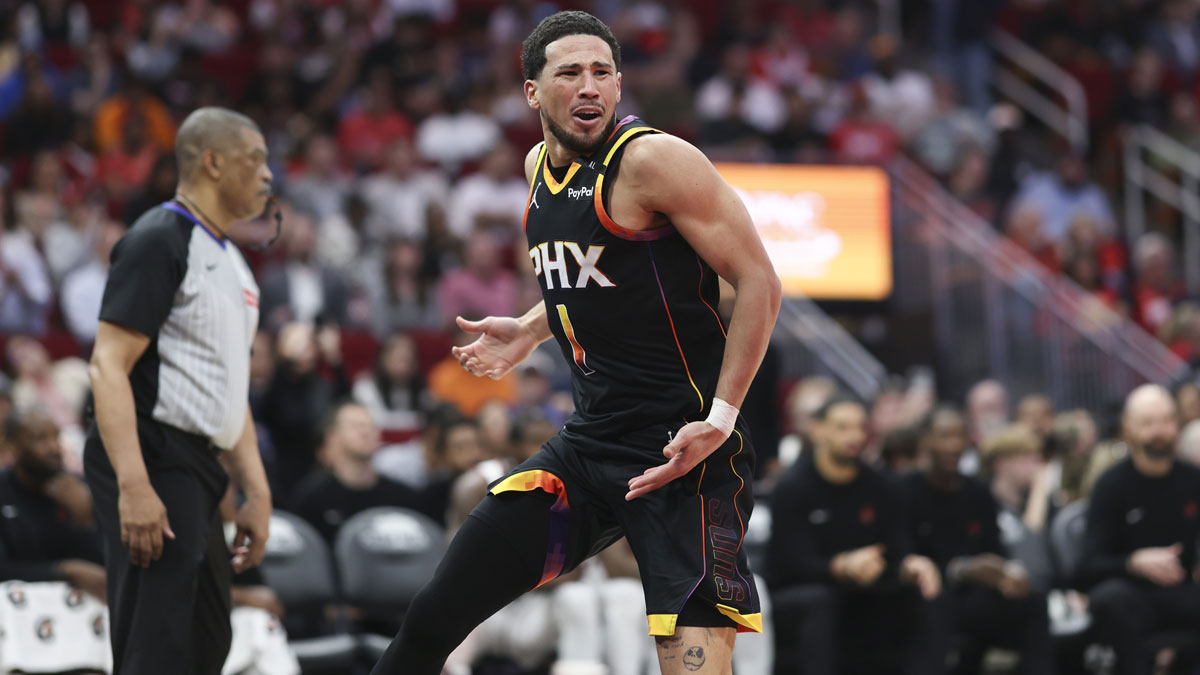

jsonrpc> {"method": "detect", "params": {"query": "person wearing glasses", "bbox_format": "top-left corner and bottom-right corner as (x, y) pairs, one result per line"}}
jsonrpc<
(84, 107), (274, 675)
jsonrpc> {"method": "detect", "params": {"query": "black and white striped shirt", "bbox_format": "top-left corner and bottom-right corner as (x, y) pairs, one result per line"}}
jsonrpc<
(99, 202), (259, 450)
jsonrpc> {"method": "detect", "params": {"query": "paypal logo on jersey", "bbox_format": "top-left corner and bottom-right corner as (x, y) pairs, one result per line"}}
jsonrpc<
(529, 241), (616, 289)
(567, 185), (594, 200)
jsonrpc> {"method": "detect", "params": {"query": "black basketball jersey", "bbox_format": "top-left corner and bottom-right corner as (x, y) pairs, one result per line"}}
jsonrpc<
(524, 116), (728, 441)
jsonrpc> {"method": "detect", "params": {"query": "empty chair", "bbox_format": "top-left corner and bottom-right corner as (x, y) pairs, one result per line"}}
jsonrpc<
(334, 507), (447, 660)
(259, 510), (357, 673)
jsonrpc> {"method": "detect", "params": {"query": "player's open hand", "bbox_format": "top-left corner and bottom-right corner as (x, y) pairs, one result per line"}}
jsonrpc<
(626, 421), (726, 501)
(452, 315), (539, 380)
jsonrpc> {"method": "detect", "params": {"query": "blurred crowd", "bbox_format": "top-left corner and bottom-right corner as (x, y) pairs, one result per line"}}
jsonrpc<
(3, 0), (1200, 673)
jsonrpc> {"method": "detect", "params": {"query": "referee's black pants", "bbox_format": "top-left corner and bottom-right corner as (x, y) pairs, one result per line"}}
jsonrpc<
(84, 424), (232, 675)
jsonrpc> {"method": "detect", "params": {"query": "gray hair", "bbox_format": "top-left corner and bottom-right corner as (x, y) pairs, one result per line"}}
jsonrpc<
(175, 107), (261, 180)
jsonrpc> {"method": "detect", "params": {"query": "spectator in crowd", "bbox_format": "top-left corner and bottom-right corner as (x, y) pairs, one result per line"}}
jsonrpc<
(1010, 152), (1116, 247)
(316, 191), (368, 276)
(1131, 232), (1185, 336)
(911, 80), (994, 179)
(774, 375), (837, 473)
(767, 396), (940, 675)
(861, 34), (934, 143)
(0, 207), (52, 336)
(418, 409), (484, 526)
(91, 78), (174, 155)
(1016, 394), (1056, 446)
(966, 379), (1010, 452)
(123, 153), (179, 228)
(981, 425), (1044, 529)
(352, 331), (428, 433)
(1078, 384), (1200, 675)
(1178, 419), (1200, 466)
(1176, 382), (1200, 424)
(446, 141), (528, 243)
(1144, 0), (1200, 81)
(904, 406), (1055, 675)
(291, 400), (428, 544)
(258, 204), (351, 331)
(96, 107), (159, 208)
(360, 136), (448, 245)
(0, 408), (104, 600)
(1115, 48), (1169, 129)
(7, 337), (88, 462)
(880, 425), (924, 476)
(415, 84), (502, 173)
(696, 42), (787, 138)
(337, 68), (414, 171)
(285, 134), (351, 223)
(60, 216), (124, 344)
(362, 236), (443, 336)
(435, 229), (516, 326)
(827, 81), (900, 165)
(258, 322), (350, 500)
(428, 319), (517, 418)
(929, 0), (1003, 114)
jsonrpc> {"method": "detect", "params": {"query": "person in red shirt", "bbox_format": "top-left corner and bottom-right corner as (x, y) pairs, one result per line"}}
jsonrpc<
(1131, 232), (1185, 335)
(828, 82), (899, 165)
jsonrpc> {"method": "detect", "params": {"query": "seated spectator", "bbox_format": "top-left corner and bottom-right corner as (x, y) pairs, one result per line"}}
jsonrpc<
(446, 141), (528, 243)
(0, 408), (104, 600)
(428, 318), (517, 418)
(435, 229), (516, 326)
(352, 331), (428, 433)
(258, 205), (350, 331)
(880, 425), (923, 476)
(419, 410), (484, 526)
(415, 84), (502, 174)
(827, 81), (900, 166)
(7, 337), (89, 467)
(92, 78), (175, 155)
(1176, 382), (1200, 424)
(964, 378), (1010, 474)
(258, 322), (350, 500)
(861, 34), (935, 142)
(1131, 232), (1186, 336)
(360, 137), (448, 245)
(290, 401), (429, 544)
(96, 108), (159, 209)
(361, 237), (443, 337)
(981, 425), (1045, 531)
(1178, 419), (1200, 466)
(904, 406), (1054, 675)
(767, 396), (940, 675)
(1009, 151), (1116, 246)
(0, 220), (52, 337)
(337, 69), (414, 172)
(61, 217), (123, 345)
(1078, 385), (1200, 675)
(774, 375), (837, 474)
(285, 134), (350, 223)
(1016, 394), (1056, 448)
(1005, 204), (1059, 274)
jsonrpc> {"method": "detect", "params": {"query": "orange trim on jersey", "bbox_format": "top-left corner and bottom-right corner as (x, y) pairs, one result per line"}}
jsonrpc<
(649, 250), (704, 413)
(490, 469), (571, 589)
(489, 469), (569, 507)
(522, 143), (546, 234)
(697, 255), (728, 338)
(542, 160), (581, 195)
(593, 126), (676, 241)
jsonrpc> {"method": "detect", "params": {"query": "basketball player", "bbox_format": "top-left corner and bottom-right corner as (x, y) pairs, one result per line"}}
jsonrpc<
(371, 11), (781, 674)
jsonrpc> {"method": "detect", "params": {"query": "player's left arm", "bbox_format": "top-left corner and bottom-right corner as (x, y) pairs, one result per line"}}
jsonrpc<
(625, 135), (782, 500)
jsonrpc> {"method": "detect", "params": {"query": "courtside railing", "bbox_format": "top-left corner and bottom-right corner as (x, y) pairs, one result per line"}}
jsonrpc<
(1123, 123), (1200, 295)
(773, 296), (888, 403)
(991, 29), (1089, 154)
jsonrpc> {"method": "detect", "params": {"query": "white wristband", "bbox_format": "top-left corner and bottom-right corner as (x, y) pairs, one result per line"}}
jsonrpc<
(706, 398), (739, 438)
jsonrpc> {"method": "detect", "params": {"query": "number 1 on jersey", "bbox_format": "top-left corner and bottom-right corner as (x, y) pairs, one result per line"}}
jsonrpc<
(556, 304), (595, 375)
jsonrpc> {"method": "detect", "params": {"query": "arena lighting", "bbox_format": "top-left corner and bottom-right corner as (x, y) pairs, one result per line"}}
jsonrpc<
(714, 164), (892, 300)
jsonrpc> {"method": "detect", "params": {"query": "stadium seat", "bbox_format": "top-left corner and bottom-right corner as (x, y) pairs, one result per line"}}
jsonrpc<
(333, 507), (446, 662)
(259, 511), (357, 673)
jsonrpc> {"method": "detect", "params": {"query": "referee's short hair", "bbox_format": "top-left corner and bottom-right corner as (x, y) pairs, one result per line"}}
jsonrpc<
(176, 107), (262, 180)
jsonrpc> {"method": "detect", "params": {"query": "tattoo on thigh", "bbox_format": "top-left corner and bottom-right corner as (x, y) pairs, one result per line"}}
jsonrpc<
(657, 634), (683, 659)
(683, 646), (706, 671)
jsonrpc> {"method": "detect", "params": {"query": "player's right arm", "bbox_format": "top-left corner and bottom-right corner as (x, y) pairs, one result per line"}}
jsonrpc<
(452, 142), (552, 380)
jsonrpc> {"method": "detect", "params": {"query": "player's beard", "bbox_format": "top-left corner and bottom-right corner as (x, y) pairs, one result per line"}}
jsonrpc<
(543, 109), (617, 157)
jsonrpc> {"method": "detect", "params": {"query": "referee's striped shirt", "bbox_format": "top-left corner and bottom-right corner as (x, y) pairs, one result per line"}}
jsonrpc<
(99, 202), (260, 450)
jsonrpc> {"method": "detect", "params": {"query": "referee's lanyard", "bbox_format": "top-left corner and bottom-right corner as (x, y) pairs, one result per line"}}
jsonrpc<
(161, 201), (226, 247)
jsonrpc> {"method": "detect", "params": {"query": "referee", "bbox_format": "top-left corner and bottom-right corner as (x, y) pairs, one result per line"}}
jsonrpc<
(84, 107), (273, 675)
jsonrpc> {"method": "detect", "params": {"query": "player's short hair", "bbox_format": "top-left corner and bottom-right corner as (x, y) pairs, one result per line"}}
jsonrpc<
(522, 11), (621, 81)
(175, 107), (261, 180)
